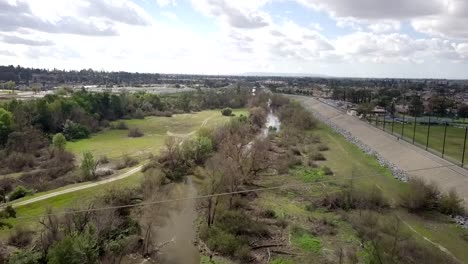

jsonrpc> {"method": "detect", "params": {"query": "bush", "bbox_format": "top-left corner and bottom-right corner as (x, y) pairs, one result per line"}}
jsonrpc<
(8, 186), (32, 201)
(133, 109), (145, 119)
(322, 166), (333, 175)
(114, 121), (128, 130)
(5, 153), (34, 172)
(0, 205), (16, 218)
(98, 155), (109, 164)
(261, 209), (276, 219)
(127, 128), (144, 138)
(439, 189), (464, 216)
(52, 133), (67, 151)
(318, 144), (329, 151)
(311, 152), (326, 161)
(114, 155), (138, 170)
(47, 231), (98, 264)
(8, 250), (41, 264)
(400, 178), (439, 212)
(63, 120), (90, 140)
(319, 186), (389, 211)
(8, 227), (34, 247)
(221, 108), (233, 116)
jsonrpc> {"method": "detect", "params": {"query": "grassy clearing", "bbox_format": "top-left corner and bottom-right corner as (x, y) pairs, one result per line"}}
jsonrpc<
(0, 172), (143, 237)
(2, 109), (247, 237)
(67, 109), (247, 160)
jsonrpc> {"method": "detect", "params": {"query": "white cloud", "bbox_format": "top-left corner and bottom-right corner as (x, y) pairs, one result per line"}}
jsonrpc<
(368, 21), (401, 33)
(191, 0), (271, 29)
(156, 0), (176, 7)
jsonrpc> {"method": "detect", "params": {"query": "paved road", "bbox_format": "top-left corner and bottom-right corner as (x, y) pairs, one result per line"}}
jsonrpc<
(10, 165), (143, 208)
(291, 95), (468, 208)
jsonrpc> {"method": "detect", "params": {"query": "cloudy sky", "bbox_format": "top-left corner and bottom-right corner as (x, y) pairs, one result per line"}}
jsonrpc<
(1, 0), (468, 78)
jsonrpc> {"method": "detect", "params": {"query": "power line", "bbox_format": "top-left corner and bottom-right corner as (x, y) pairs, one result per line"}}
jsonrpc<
(9, 163), (467, 221)
(12, 175), (373, 221)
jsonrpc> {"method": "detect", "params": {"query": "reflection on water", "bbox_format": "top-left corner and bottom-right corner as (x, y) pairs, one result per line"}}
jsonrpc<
(157, 177), (199, 264)
(261, 99), (281, 138)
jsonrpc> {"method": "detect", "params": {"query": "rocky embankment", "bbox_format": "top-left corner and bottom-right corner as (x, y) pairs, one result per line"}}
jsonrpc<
(311, 110), (409, 182)
(310, 103), (468, 229)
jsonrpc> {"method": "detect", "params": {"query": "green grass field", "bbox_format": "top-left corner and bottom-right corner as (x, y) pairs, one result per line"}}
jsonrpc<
(369, 118), (468, 165)
(1, 172), (143, 237)
(1, 109), (247, 236)
(67, 109), (247, 160)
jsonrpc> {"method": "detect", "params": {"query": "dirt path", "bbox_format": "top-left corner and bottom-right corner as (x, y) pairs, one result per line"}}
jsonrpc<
(166, 114), (215, 138)
(289, 95), (468, 210)
(9, 114), (217, 209)
(9, 165), (143, 208)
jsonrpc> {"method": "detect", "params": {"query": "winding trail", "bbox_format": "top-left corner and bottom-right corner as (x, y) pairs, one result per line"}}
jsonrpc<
(8, 114), (217, 209)
(9, 165), (143, 208)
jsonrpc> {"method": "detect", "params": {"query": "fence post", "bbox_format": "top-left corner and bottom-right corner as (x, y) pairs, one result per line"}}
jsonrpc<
(462, 127), (467, 167)
(383, 116), (386, 131)
(401, 114), (405, 139)
(425, 117), (431, 150)
(442, 122), (448, 158)
(412, 117), (417, 144)
(392, 116), (395, 135)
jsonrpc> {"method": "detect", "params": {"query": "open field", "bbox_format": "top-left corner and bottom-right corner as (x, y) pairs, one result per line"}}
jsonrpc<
(1, 172), (143, 237)
(67, 109), (247, 160)
(254, 123), (468, 262)
(3, 109), (246, 235)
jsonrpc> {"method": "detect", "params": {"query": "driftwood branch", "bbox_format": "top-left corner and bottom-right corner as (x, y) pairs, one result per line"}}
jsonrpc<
(251, 244), (286, 250)
(271, 250), (299, 256)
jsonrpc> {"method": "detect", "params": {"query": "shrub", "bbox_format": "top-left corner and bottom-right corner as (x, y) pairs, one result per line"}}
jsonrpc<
(439, 189), (464, 216)
(80, 151), (97, 181)
(311, 152), (326, 161)
(127, 128), (144, 138)
(322, 166), (333, 175)
(114, 155), (138, 170)
(8, 227), (34, 247)
(114, 121), (128, 130)
(1, 205), (16, 218)
(47, 231), (98, 264)
(52, 133), (67, 151)
(133, 109), (145, 119)
(221, 108), (233, 116)
(261, 209), (276, 219)
(400, 178), (439, 212)
(8, 186), (32, 201)
(5, 153), (34, 172)
(98, 155), (109, 164)
(8, 250), (41, 264)
(63, 120), (90, 140)
(319, 186), (389, 211)
(318, 144), (329, 151)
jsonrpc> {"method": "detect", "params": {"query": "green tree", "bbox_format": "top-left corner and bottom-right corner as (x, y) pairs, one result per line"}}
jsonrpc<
(3, 81), (15, 90)
(47, 231), (98, 264)
(458, 104), (468, 119)
(0, 108), (13, 145)
(52, 133), (67, 151)
(221, 108), (233, 116)
(80, 151), (98, 181)
(408, 96), (424, 116)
